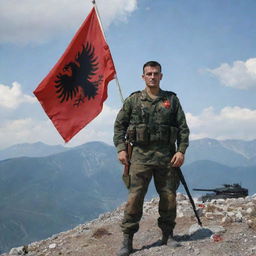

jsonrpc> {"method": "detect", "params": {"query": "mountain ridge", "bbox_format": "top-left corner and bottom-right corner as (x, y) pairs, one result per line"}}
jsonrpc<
(0, 142), (68, 161)
(2, 194), (256, 256)
(1, 138), (256, 166)
(0, 139), (256, 253)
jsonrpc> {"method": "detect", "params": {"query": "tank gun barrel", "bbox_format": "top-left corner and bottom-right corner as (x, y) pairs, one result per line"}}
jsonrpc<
(193, 188), (217, 192)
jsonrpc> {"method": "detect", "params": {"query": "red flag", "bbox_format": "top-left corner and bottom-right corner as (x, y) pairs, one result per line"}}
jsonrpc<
(34, 7), (116, 142)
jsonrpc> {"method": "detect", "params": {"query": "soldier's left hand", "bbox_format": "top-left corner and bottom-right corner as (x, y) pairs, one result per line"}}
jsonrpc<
(170, 152), (184, 167)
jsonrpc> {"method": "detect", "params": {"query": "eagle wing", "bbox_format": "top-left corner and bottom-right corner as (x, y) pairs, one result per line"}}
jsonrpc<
(76, 43), (98, 80)
(55, 43), (99, 103)
(76, 43), (99, 100)
(55, 64), (79, 103)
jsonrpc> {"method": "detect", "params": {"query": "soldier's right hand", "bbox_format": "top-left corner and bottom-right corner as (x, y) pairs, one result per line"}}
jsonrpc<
(118, 150), (129, 165)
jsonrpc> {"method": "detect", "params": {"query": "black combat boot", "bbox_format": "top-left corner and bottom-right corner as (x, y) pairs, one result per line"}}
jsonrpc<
(117, 233), (134, 256)
(161, 230), (180, 248)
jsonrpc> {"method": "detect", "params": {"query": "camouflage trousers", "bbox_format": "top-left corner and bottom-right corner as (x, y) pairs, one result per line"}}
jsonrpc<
(121, 164), (180, 235)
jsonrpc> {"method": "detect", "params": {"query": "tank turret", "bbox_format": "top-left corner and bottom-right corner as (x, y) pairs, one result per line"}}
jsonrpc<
(193, 183), (248, 202)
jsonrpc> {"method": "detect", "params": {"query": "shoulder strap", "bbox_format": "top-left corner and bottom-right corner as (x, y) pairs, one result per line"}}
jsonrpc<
(129, 90), (141, 97)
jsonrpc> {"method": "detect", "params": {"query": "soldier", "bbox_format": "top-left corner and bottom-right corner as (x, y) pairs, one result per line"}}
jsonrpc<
(113, 61), (189, 256)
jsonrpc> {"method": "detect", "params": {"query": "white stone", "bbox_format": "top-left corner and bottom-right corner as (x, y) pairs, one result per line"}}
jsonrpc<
(209, 225), (226, 234)
(226, 198), (235, 204)
(177, 211), (184, 218)
(235, 211), (243, 222)
(196, 207), (204, 217)
(227, 211), (235, 217)
(188, 223), (202, 235)
(216, 199), (226, 204)
(245, 201), (255, 207)
(188, 224), (213, 240)
(246, 207), (254, 215)
(221, 216), (233, 224)
(176, 192), (187, 201)
(49, 243), (57, 249)
(9, 246), (27, 255)
(205, 212), (215, 219)
(205, 212), (224, 219)
(194, 248), (200, 255)
(248, 246), (256, 253)
(236, 197), (246, 203)
(247, 219), (253, 225)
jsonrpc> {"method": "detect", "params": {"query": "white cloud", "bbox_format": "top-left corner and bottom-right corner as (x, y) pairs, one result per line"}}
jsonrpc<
(0, 118), (62, 149)
(0, 104), (119, 150)
(0, 82), (36, 109)
(207, 58), (256, 90)
(0, 0), (137, 44)
(186, 106), (256, 141)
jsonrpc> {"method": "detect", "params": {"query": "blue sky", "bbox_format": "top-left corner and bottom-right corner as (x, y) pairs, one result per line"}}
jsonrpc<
(0, 0), (256, 149)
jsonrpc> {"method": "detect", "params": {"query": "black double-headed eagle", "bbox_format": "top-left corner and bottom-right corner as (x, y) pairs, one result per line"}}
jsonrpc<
(55, 43), (101, 104)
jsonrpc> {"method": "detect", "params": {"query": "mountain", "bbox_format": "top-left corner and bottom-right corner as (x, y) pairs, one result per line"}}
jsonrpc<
(181, 160), (256, 197)
(0, 142), (130, 253)
(2, 195), (256, 256)
(220, 139), (256, 159)
(185, 138), (256, 167)
(2, 138), (256, 165)
(0, 142), (68, 161)
(1, 139), (256, 252)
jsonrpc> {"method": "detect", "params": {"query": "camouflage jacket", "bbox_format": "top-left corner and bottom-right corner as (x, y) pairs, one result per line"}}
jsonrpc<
(113, 89), (190, 166)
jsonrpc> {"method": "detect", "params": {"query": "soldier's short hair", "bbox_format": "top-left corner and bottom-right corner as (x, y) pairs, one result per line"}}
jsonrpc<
(143, 61), (162, 73)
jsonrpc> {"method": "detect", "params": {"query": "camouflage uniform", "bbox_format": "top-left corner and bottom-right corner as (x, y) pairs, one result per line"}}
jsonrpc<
(113, 89), (189, 235)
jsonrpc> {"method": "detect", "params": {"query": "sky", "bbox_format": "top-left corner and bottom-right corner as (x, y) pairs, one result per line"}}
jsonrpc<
(0, 0), (256, 150)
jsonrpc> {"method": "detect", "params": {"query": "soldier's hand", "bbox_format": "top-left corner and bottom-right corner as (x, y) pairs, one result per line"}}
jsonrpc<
(118, 150), (129, 165)
(170, 152), (184, 167)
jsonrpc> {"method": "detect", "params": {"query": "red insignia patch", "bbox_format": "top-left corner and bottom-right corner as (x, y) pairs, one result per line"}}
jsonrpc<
(163, 100), (171, 109)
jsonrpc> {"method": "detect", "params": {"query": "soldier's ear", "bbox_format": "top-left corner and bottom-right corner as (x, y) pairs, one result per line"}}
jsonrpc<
(160, 73), (163, 80)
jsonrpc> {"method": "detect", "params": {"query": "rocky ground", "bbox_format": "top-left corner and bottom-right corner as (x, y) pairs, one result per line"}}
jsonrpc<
(3, 193), (256, 256)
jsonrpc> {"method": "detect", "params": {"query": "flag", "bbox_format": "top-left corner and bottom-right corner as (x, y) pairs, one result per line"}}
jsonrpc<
(34, 7), (116, 142)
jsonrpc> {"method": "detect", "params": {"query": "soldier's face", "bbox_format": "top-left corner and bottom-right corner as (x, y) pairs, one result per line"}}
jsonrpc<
(142, 66), (162, 89)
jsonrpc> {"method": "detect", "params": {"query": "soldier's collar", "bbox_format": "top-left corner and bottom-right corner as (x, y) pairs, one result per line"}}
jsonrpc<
(141, 89), (164, 101)
(140, 89), (151, 101)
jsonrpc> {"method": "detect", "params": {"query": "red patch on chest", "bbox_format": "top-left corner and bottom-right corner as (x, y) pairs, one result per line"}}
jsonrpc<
(163, 100), (171, 109)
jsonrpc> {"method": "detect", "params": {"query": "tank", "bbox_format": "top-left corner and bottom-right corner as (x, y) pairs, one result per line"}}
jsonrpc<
(193, 183), (248, 202)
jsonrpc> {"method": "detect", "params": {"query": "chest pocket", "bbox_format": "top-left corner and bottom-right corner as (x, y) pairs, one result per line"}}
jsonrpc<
(127, 94), (178, 145)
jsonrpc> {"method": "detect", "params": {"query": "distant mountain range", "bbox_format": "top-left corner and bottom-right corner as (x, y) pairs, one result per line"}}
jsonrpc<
(0, 142), (127, 252)
(185, 138), (256, 167)
(0, 138), (255, 252)
(1, 138), (256, 165)
(0, 142), (67, 161)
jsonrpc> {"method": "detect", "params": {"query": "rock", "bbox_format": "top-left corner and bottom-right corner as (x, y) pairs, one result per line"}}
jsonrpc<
(196, 207), (204, 217)
(205, 212), (224, 219)
(227, 211), (236, 217)
(194, 248), (200, 255)
(9, 246), (28, 255)
(208, 225), (226, 234)
(221, 215), (233, 224)
(245, 201), (255, 207)
(216, 199), (226, 204)
(235, 211), (243, 222)
(48, 243), (57, 249)
(4, 194), (256, 256)
(177, 192), (187, 201)
(188, 224), (213, 240)
(246, 207), (254, 215)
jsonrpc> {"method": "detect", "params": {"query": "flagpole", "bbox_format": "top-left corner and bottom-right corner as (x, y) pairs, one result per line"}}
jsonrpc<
(92, 0), (125, 103)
